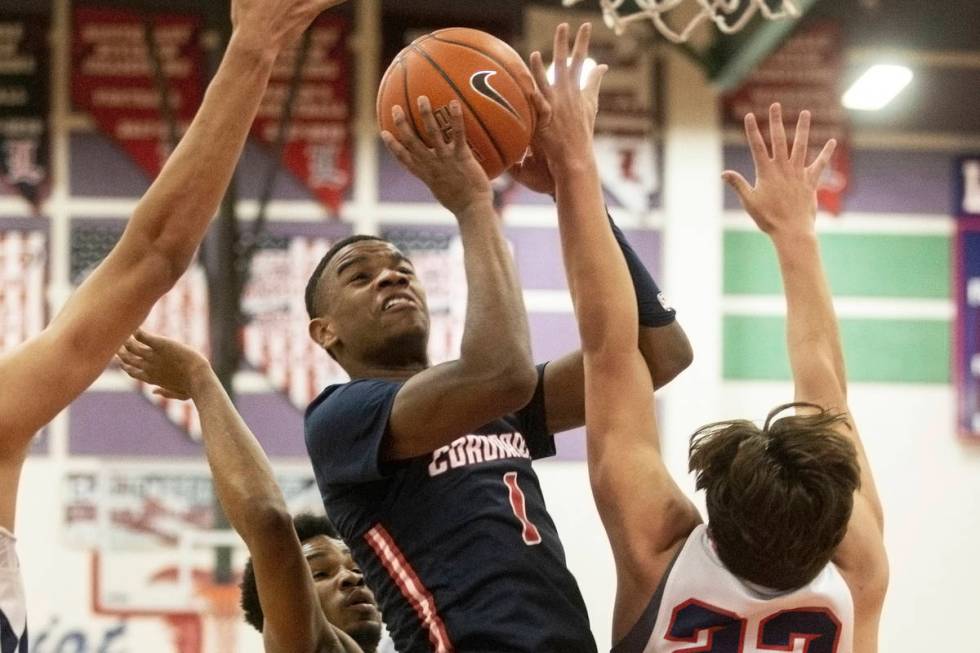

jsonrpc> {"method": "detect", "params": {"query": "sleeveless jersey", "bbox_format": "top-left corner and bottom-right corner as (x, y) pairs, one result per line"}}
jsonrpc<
(613, 524), (853, 653)
(0, 528), (27, 653)
(305, 366), (596, 653)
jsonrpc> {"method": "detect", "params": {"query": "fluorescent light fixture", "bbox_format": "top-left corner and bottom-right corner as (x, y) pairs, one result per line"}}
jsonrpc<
(842, 64), (913, 111)
(546, 57), (597, 89)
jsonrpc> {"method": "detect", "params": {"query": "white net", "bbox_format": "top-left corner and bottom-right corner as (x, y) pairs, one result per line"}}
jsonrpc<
(562, 0), (800, 41)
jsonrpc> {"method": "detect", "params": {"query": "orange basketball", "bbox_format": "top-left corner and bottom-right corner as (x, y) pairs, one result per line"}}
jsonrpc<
(377, 27), (537, 180)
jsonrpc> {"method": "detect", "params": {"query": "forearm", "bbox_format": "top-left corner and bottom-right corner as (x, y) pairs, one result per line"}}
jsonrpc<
(772, 231), (847, 403)
(455, 200), (534, 377)
(554, 160), (638, 353)
(188, 367), (288, 538)
(125, 35), (277, 270)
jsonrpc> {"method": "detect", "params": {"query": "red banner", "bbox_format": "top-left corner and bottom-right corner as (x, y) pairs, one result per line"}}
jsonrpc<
(71, 7), (204, 179)
(723, 22), (849, 214)
(251, 15), (351, 215)
(0, 15), (50, 209)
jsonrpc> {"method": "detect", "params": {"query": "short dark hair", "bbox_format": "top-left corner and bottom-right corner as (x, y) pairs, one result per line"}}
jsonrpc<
(688, 402), (860, 591)
(240, 513), (342, 632)
(305, 235), (387, 319)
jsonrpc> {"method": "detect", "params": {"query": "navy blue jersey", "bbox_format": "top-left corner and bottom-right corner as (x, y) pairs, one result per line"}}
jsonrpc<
(305, 365), (596, 653)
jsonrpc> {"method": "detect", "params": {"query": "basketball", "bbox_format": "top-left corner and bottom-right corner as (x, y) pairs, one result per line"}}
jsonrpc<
(377, 28), (537, 180)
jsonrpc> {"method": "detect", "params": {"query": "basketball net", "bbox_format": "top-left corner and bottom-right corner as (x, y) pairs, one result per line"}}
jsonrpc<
(561, 0), (799, 40)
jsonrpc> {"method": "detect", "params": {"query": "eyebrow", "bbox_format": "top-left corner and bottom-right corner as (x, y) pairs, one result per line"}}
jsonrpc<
(335, 252), (413, 278)
(335, 255), (367, 278)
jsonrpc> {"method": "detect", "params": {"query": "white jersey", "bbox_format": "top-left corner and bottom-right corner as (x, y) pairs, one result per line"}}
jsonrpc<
(0, 528), (27, 652)
(613, 524), (853, 653)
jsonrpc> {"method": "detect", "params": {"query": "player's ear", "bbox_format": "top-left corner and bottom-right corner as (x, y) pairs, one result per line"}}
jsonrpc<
(309, 317), (339, 351)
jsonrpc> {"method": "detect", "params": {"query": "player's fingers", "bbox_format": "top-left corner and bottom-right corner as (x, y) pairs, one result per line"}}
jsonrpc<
(790, 110), (811, 166)
(530, 51), (553, 98)
(583, 63), (608, 105)
(447, 100), (469, 157)
(417, 96), (450, 155)
(391, 105), (430, 159)
(744, 113), (769, 170)
(381, 130), (417, 172)
(553, 23), (570, 84)
(807, 138), (837, 185)
(118, 361), (148, 383)
(721, 170), (753, 202)
(568, 23), (591, 84)
(769, 103), (788, 161)
(531, 89), (552, 131)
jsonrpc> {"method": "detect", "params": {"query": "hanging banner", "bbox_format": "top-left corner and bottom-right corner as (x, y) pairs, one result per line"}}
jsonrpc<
(251, 15), (351, 215)
(525, 6), (659, 212)
(72, 6), (204, 179)
(723, 22), (849, 214)
(954, 156), (980, 442)
(0, 15), (50, 208)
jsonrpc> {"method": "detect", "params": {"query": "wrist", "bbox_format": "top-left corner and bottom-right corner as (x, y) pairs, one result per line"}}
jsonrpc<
(225, 31), (280, 69)
(770, 227), (818, 252)
(187, 359), (219, 398)
(453, 196), (496, 222)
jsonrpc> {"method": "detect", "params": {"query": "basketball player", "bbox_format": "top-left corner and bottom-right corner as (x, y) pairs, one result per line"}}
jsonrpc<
(116, 331), (384, 653)
(0, 0), (345, 649)
(302, 22), (690, 652)
(537, 23), (889, 649)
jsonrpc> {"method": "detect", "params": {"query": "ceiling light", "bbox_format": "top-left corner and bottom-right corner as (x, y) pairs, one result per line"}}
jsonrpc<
(546, 57), (597, 89)
(842, 64), (913, 111)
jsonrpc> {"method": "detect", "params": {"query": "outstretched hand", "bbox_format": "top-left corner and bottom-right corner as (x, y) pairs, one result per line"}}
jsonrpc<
(381, 97), (493, 216)
(116, 330), (212, 401)
(231, 0), (348, 55)
(525, 23), (608, 169)
(723, 103), (836, 239)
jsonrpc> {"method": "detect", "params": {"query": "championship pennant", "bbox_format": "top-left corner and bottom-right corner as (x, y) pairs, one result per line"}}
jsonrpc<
(0, 15), (50, 209)
(71, 6), (204, 179)
(250, 15), (352, 215)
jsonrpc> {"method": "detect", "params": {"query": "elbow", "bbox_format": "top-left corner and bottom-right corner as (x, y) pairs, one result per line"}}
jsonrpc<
(655, 334), (693, 388)
(488, 363), (538, 414)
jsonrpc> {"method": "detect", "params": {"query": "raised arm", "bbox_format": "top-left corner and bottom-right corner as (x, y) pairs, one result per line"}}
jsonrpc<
(377, 99), (537, 459)
(724, 103), (888, 649)
(508, 74), (692, 436)
(117, 331), (359, 653)
(0, 0), (346, 448)
(530, 23), (700, 640)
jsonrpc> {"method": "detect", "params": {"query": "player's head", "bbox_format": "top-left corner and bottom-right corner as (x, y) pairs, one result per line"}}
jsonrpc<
(688, 403), (860, 591)
(305, 234), (430, 371)
(240, 513), (383, 651)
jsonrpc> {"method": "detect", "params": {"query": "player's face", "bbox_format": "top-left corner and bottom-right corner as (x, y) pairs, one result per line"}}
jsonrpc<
(303, 536), (383, 647)
(321, 240), (430, 364)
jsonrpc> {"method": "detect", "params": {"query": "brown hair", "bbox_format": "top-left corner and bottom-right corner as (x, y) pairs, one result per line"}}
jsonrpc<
(689, 402), (860, 591)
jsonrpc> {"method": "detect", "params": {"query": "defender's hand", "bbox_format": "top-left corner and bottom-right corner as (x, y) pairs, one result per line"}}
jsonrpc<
(381, 97), (493, 217)
(527, 23), (608, 166)
(116, 330), (212, 401)
(231, 0), (348, 55)
(723, 103), (836, 240)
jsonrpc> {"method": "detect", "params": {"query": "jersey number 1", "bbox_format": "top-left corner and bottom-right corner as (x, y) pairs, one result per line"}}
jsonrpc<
(667, 599), (842, 652)
(503, 472), (542, 545)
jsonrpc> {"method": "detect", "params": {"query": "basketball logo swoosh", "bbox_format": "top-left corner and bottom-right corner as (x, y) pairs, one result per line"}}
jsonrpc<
(470, 70), (520, 119)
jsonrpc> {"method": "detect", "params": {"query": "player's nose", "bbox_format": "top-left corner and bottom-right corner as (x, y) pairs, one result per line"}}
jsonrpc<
(375, 267), (409, 289)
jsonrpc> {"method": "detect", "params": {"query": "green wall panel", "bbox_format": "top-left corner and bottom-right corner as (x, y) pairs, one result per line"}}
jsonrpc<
(724, 231), (950, 299)
(723, 315), (951, 383)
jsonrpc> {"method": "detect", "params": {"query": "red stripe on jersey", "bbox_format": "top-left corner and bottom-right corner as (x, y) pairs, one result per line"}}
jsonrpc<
(365, 524), (454, 653)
